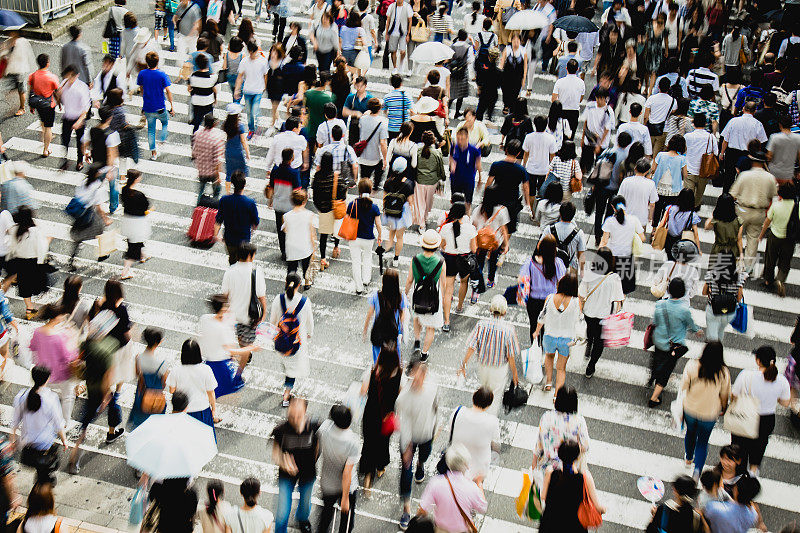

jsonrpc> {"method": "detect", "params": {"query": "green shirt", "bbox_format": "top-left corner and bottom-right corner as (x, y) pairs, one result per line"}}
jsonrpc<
(412, 253), (443, 283)
(304, 89), (335, 143)
(767, 199), (798, 239)
(415, 146), (446, 186)
(82, 337), (119, 395)
(710, 218), (741, 255)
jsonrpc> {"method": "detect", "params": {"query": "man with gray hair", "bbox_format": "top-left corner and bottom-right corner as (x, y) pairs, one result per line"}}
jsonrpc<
(459, 295), (520, 415)
(0, 161), (38, 216)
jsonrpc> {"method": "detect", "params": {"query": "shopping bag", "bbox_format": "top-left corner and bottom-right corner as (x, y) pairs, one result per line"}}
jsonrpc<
(526, 477), (543, 520)
(129, 485), (147, 525)
(651, 226), (668, 250)
(343, 381), (366, 423)
(515, 471), (533, 518)
(354, 48), (371, 70)
(601, 311), (634, 348)
(632, 233), (644, 256)
(522, 346), (543, 384)
(670, 387), (685, 430)
(724, 374), (760, 438)
(730, 301), (753, 337)
(97, 230), (119, 258)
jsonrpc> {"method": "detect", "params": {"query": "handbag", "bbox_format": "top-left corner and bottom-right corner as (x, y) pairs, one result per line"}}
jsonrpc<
(380, 412), (398, 436)
(103, 15), (120, 39)
(577, 473), (603, 528)
(331, 169), (346, 219)
(97, 230), (119, 258)
(646, 97), (675, 136)
(445, 474), (479, 533)
(651, 262), (677, 299)
(699, 136), (719, 180)
(410, 20), (430, 43)
(730, 300), (752, 336)
(631, 233), (644, 256)
(738, 36), (748, 65)
(480, 144), (492, 158)
(568, 161), (582, 193)
(709, 291), (737, 315)
(643, 322), (655, 350)
(140, 361), (166, 414)
(502, 382), (529, 412)
(723, 373), (760, 438)
(337, 200), (359, 241)
(216, 67), (228, 85)
(354, 122), (382, 156)
(476, 210), (501, 251)
(436, 405), (462, 474)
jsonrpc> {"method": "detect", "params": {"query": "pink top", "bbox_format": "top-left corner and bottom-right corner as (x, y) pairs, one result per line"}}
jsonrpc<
(419, 473), (487, 532)
(29, 329), (77, 383)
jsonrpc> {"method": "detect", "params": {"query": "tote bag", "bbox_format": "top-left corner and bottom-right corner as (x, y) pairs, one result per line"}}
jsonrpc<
(577, 474), (603, 528)
(338, 200), (359, 241)
(97, 230), (119, 258)
(723, 373), (760, 439)
(601, 311), (634, 347)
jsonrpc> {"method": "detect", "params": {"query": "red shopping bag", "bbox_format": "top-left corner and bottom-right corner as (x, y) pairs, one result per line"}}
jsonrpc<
(601, 311), (634, 348)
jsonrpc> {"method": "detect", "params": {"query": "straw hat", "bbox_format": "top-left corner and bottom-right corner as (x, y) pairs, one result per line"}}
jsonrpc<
(420, 229), (442, 251)
(414, 96), (440, 115)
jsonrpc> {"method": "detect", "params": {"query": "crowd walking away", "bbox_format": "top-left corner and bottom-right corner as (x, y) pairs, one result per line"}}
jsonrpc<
(3, 0), (800, 531)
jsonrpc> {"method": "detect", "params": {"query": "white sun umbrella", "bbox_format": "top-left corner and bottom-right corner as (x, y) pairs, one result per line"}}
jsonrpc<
(411, 42), (455, 64)
(504, 10), (550, 31)
(126, 413), (217, 479)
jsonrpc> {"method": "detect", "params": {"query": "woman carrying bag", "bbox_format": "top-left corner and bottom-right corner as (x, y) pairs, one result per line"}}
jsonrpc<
(532, 274), (581, 394)
(363, 269), (407, 364)
(269, 273), (313, 407)
(655, 188), (701, 262)
(645, 475), (708, 533)
(127, 328), (169, 432)
(701, 252), (744, 343)
(311, 152), (347, 270)
(342, 179), (382, 295)
(7, 206), (51, 320)
(729, 346), (791, 477)
(519, 235), (566, 345)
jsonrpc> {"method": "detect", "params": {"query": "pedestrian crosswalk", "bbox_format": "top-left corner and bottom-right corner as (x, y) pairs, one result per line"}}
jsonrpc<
(1, 2), (799, 532)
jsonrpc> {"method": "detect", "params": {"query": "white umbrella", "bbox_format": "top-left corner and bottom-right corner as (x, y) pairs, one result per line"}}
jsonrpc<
(410, 42), (454, 64)
(504, 10), (550, 31)
(126, 413), (217, 479)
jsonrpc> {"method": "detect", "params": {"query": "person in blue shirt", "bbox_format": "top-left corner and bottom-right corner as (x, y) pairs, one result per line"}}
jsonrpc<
(449, 128), (482, 211)
(703, 476), (763, 533)
(215, 171), (260, 265)
(136, 51), (174, 161)
(734, 68), (767, 115)
(346, 179), (382, 294)
(189, 37), (215, 74)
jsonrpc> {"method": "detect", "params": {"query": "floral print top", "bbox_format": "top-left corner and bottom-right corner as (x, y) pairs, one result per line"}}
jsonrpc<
(534, 410), (590, 473)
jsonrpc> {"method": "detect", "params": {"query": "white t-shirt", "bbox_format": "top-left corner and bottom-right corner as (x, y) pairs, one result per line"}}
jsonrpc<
(198, 313), (237, 362)
(645, 92), (676, 124)
(684, 128), (718, 175)
(361, 12), (377, 46)
(0, 210), (16, 256)
(75, 179), (106, 207)
(22, 515), (59, 533)
(578, 271), (625, 318)
(316, 118), (347, 147)
(522, 131), (557, 175)
(601, 213), (643, 257)
(733, 369), (790, 416)
(470, 205), (510, 242)
(387, 2), (413, 37)
(552, 74), (585, 111)
(282, 208), (315, 261)
(617, 121), (652, 155)
(221, 262), (268, 324)
(238, 54), (269, 94)
(166, 364), (217, 412)
(224, 505), (274, 533)
(618, 175), (658, 227)
(450, 407), (500, 478)
(439, 216), (477, 254)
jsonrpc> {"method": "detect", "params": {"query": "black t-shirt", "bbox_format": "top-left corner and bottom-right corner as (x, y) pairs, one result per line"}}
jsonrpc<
(489, 160), (528, 203)
(271, 420), (320, 481)
(500, 116), (533, 145)
(383, 175), (415, 198)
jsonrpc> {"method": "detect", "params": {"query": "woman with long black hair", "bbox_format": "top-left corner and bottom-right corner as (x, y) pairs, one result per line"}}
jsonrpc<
(311, 152), (346, 270)
(11, 365), (67, 485)
(470, 185), (510, 295)
(119, 170), (150, 281)
(363, 268), (407, 363)
(546, 99), (572, 150)
(360, 344), (401, 495)
(7, 206), (51, 319)
(656, 188), (701, 262)
(704, 192), (743, 258)
(438, 202), (477, 333)
(519, 234), (566, 344)
(599, 196), (645, 294)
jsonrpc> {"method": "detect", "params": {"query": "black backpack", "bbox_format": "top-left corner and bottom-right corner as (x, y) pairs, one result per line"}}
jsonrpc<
(412, 256), (443, 314)
(383, 178), (408, 218)
(370, 293), (399, 346)
(448, 46), (469, 78)
(550, 224), (578, 266)
(786, 40), (800, 62)
(668, 78), (684, 100)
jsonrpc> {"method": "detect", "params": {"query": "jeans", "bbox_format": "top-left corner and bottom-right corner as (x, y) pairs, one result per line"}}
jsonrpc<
(433, 32), (445, 43)
(197, 178), (221, 202)
(705, 305), (734, 343)
(683, 411), (716, 476)
(318, 491), (357, 533)
(145, 109), (169, 150)
(475, 247), (501, 282)
(226, 73), (241, 103)
(317, 50), (335, 73)
(400, 440), (433, 499)
(165, 10), (175, 50)
(243, 92), (263, 133)
(350, 238), (374, 289)
(108, 173), (119, 214)
(274, 477), (314, 533)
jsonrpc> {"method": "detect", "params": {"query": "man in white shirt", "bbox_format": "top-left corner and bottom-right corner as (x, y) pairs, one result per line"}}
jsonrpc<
(686, 56), (720, 99)
(265, 117), (309, 180)
(721, 101), (768, 190)
(766, 115), (800, 184)
(385, 0), (413, 74)
(684, 114), (718, 209)
(234, 41), (270, 138)
(618, 158), (658, 229)
(522, 116), (556, 193)
(552, 59), (584, 138)
(58, 65), (91, 171)
(221, 243), (268, 347)
(580, 87), (613, 173)
(576, 31), (599, 74)
(778, 28), (800, 58)
(616, 102), (652, 156)
(314, 124), (359, 179)
(644, 77), (678, 156)
(316, 102), (347, 148)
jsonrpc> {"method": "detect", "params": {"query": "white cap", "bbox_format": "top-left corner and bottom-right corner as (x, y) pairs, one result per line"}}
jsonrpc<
(226, 103), (242, 115)
(391, 156), (408, 173)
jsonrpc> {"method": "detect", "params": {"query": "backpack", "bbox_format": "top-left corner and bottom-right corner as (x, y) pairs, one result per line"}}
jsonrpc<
(476, 210), (502, 250)
(412, 256), (443, 314)
(550, 224), (578, 266)
(785, 40), (800, 62)
(668, 78), (684, 100)
(505, 119), (528, 145)
(787, 197), (800, 245)
(370, 293), (399, 346)
(383, 177), (408, 217)
(378, 0), (394, 17)
(273, 294), (306, 355)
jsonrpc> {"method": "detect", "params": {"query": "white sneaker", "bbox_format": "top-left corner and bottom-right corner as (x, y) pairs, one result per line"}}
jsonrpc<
(150, 150), (158, 161)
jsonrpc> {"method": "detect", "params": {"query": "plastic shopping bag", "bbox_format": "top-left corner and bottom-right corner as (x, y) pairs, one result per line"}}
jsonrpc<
(344, 381), (366, 424)
(516, 470), (533, 518)
(670, 387), (685, 431)
(129, 485), (147, 525)
(522, 347), (543, 384)
(730, 301), (754, 338)
(601, 311), (634, 348)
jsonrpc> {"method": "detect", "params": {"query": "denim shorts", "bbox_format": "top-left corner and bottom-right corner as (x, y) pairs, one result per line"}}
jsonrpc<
(542, 335), (571, 357)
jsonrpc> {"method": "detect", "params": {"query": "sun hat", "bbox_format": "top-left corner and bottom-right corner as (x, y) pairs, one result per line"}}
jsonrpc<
(420, 229), (442, 251)
(391, 157), (408, 173)
(414, 96), (440, 115)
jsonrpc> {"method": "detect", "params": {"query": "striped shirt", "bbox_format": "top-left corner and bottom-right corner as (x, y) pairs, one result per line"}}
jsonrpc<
(686, 67), (720, 99)
(189, 70), (216, 107)
(383, 89), (413, 133)
(314, 141), (357, 173)
(467, 317), (520, 367)
(429, 13), (453, 34)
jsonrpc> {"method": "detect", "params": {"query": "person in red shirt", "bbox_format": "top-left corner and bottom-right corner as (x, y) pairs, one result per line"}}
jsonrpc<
(27, 54), (60, 158)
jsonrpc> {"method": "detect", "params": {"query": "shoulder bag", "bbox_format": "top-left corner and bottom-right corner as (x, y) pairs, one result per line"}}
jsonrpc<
(354, 121), (382, 156)
(569, 160), (582, 193)
(411, 19), (430, 43)
(661, 302), (689, 358)
(651, 262), (677, 299)
(723, 372), (760, 438)
(577, 472), (602, 528)
(445, 474), (479, 533)
(647, 97), (675, 136)
(436, 406), (462, 474)
(338, 200), (359, 241)
(331, 168), (346, 219)
(699, 134), (719, 180)
(476, 210), (502, 251)
(140, 360), (167, 414)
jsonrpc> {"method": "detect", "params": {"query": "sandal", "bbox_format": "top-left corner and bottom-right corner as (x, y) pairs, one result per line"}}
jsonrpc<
(139, 256), (150, 263)
(543, 383), (552, 392)
(331, 247), (340, 259)
(25, 308), (37, 320)
(15, 109), (25, 116)
(119, 274), (133, 281)
(320, 258), (329, 270)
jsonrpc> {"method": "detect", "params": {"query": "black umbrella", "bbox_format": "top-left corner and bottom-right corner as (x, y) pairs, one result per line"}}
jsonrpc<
(553, 15), (599, 34)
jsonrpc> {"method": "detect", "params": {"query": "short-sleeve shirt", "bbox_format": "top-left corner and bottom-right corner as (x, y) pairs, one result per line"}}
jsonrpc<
(766, 132), (800, 181)
(523, 132), (557, 175)
(733, 369), (791, 416)
(357, 114), (389, 166)
(238, 54), (269, 94)
(271, 420), (320, 482)
(602, 214), (643, 257)
(541, 221), (586, 270)
(489, 160), (528, 202)
(347, 199), (381, 240)
(766, 199), (798, 239)
(440, 216), (478, 254)
(552, 74), (585, 111)
(137, 69), (171, 113)
(198, 314), (237, 362)
(666, 207), (700, 236)
(215, 193), (259, 244)
(450, 144), (481, 185)
(703, 501), (758, 533)
(282, 208), (315, 261)
(28, 70), (59, 105)
(166, 364), (218, 412)
(579, 271), (625, 318)
(317, 419), (360, 495)
(618, 175), (658, 227)
(175, 2), (202, 35)
(224, 506), (274, 533)
(412, 253), (444, 284)
(343, 92), (373, 114)
(645, 92), (676, 124)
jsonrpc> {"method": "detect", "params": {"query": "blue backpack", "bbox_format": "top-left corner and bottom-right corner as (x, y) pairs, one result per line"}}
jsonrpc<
(273, 294), (306, 355)
(64, 197), (93, 228)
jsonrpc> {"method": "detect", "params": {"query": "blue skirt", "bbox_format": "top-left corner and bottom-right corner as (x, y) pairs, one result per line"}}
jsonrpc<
(206, 359), (245, 398)
(188, 407), (217, 441)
